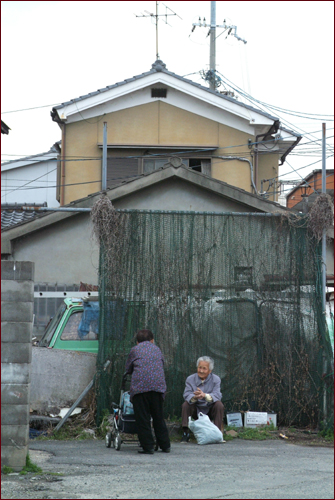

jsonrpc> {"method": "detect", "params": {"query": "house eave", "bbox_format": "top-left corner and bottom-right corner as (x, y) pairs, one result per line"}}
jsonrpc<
(51, 62), (279, 128)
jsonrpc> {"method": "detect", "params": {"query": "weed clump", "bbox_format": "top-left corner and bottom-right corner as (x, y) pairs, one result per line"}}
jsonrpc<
(19, 454), (43, 475)
(2, 465), (14, 475)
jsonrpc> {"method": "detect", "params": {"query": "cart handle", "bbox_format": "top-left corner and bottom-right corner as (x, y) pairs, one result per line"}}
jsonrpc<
(121, 371), (129, 391)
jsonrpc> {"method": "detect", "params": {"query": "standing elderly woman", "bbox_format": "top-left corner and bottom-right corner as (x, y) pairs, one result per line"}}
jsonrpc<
(125, 329), (171, 454)
(181, 356), (224, 442)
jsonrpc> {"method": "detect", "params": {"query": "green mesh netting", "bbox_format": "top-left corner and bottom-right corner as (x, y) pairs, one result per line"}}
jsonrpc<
(93, 203), (333, 428)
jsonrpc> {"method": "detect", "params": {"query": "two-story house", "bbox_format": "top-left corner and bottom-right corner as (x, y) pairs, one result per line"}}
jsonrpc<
(51, 60), (301, 206)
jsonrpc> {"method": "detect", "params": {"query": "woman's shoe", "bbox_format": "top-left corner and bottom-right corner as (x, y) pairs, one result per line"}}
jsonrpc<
(181, 432), (190, 443)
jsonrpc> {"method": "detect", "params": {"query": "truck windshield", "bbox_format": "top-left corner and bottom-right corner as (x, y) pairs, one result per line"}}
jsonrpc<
(39, 303), (67, 347)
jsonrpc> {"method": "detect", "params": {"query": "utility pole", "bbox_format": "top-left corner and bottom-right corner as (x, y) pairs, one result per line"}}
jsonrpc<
(192, 1), (247, 91)
(321, 122), (327, 315)
(136, 2), (181, 61)
(321, 122), (328, 426)
(209, 1), (216, 91)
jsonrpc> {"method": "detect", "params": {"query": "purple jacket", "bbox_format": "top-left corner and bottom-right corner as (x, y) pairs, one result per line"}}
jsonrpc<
(125, 341), (167, 400)
(183, 372), (222, 414)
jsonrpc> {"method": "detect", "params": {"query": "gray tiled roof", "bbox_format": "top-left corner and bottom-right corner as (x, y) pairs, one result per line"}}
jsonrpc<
(52, 60), (280, 123)
(1, 203), (49, 231)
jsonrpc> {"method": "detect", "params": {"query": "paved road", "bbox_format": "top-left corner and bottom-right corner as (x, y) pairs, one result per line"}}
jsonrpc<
(2, 439), (334, 499)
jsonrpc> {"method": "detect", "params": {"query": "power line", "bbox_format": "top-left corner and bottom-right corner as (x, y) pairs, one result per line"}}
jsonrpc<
(2, 127), (333, 163)
(216, 71), (334, 121)
(215, 71), (334, 157)
(1, 103), (62, 114)
(1, 174), (141, 194)
(1, 168), (57, 198)
(3, 156), (334, 194)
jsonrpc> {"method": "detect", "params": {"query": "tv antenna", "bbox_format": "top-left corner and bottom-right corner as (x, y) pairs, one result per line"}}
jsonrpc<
(191, 1), (247, 91)
(136, 1), (182, 60)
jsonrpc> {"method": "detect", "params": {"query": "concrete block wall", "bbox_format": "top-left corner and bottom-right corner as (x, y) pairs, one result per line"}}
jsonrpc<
(1, 261), (34, 472)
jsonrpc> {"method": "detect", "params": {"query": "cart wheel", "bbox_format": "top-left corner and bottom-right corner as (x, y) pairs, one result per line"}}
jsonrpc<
(105, 432), (112, 448)
(114, 432), (122, 451)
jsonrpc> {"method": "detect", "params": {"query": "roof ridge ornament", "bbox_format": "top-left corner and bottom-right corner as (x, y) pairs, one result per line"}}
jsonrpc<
(168, 157), (183, 168)
(151, 60), (167, 72)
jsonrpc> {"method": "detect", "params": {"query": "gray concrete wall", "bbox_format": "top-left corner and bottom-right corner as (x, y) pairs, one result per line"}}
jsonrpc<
(9, 179), (255, 285)
(30, 348), (97, 413)
(1, 261), (34, 472)
(11, 214), (99, 285)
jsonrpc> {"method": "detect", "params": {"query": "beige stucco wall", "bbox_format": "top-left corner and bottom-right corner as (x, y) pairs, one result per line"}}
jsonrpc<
(212, 124), (253, 192)
(258, 153), (280, 201)
(62, 102), (276, 204)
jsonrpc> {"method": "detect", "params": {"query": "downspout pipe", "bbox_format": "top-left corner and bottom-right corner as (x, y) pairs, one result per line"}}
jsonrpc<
(51, 109), (66, 207)
(60, 123), (66, 206)
(214, 156), (260, 195)
(279, 135), (302, 166)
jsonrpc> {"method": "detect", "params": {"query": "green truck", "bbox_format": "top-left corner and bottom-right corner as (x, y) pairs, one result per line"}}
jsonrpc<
(38, 296), (146, 354)
(38, 297), (99, 353)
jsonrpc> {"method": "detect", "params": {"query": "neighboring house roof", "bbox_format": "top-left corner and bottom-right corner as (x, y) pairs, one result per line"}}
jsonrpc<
(286, 169), (334, 198)
(1, 163), (289, 248)
(1, 142), (60, 170)
(285, 169), (334, 211)
(1, 120), (10, 135)
(1, 203), (48, 230)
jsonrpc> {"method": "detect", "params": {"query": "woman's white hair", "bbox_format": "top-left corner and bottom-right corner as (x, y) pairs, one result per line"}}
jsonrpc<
(196, 356), (214, 371)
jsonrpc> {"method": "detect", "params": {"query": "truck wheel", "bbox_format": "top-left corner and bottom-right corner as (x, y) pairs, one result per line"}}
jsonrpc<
(114, 432), (122, 451)
(105, 432), (112, 448)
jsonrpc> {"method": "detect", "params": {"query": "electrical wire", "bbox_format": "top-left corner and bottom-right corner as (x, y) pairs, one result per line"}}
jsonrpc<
(1, 103), (62, 114)
(215, 71), (334, 158)
(1, 168), (57, 198)
(216, 71), (334, 121)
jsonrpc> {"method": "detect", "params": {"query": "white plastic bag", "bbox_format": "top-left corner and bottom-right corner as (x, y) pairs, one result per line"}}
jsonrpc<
(188, 412), (224, 445)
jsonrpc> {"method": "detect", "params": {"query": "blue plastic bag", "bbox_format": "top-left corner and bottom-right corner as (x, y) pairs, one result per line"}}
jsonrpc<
(188, 412), (224, 445)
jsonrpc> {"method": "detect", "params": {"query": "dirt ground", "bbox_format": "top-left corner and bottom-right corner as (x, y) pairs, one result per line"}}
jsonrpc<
(272, 427), (334, 447)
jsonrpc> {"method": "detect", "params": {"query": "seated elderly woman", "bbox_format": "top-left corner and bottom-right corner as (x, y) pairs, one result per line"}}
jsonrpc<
(181, 356), (224, 442)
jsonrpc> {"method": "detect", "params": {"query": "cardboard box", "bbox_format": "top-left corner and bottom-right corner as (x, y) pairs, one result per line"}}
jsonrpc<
(244, 411), (268, 428)
(226, 412), (243, 428)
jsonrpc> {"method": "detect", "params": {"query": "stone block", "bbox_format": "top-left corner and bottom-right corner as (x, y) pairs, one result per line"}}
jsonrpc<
(1, 446), (27, 471)
(1, 363), (30, 384)
(1, 322), (32, 343)
(1, 261), (34, 281)
(1, 404), (29, 425)
(1, 425), (29, 447)
(1, 301), (33, 322)
(1, 384), (30, 405)
(1, 280), (34, 302)
(1, 343), (32, 364)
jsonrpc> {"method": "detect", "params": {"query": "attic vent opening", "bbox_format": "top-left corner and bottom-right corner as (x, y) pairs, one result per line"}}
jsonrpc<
(151, 88), (167, 98)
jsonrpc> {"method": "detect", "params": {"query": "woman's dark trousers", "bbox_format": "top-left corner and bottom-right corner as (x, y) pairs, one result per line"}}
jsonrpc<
(132, 391), (170, 451)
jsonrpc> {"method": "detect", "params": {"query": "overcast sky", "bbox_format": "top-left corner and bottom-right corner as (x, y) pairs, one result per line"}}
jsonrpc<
(1, 1), (334, 188)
